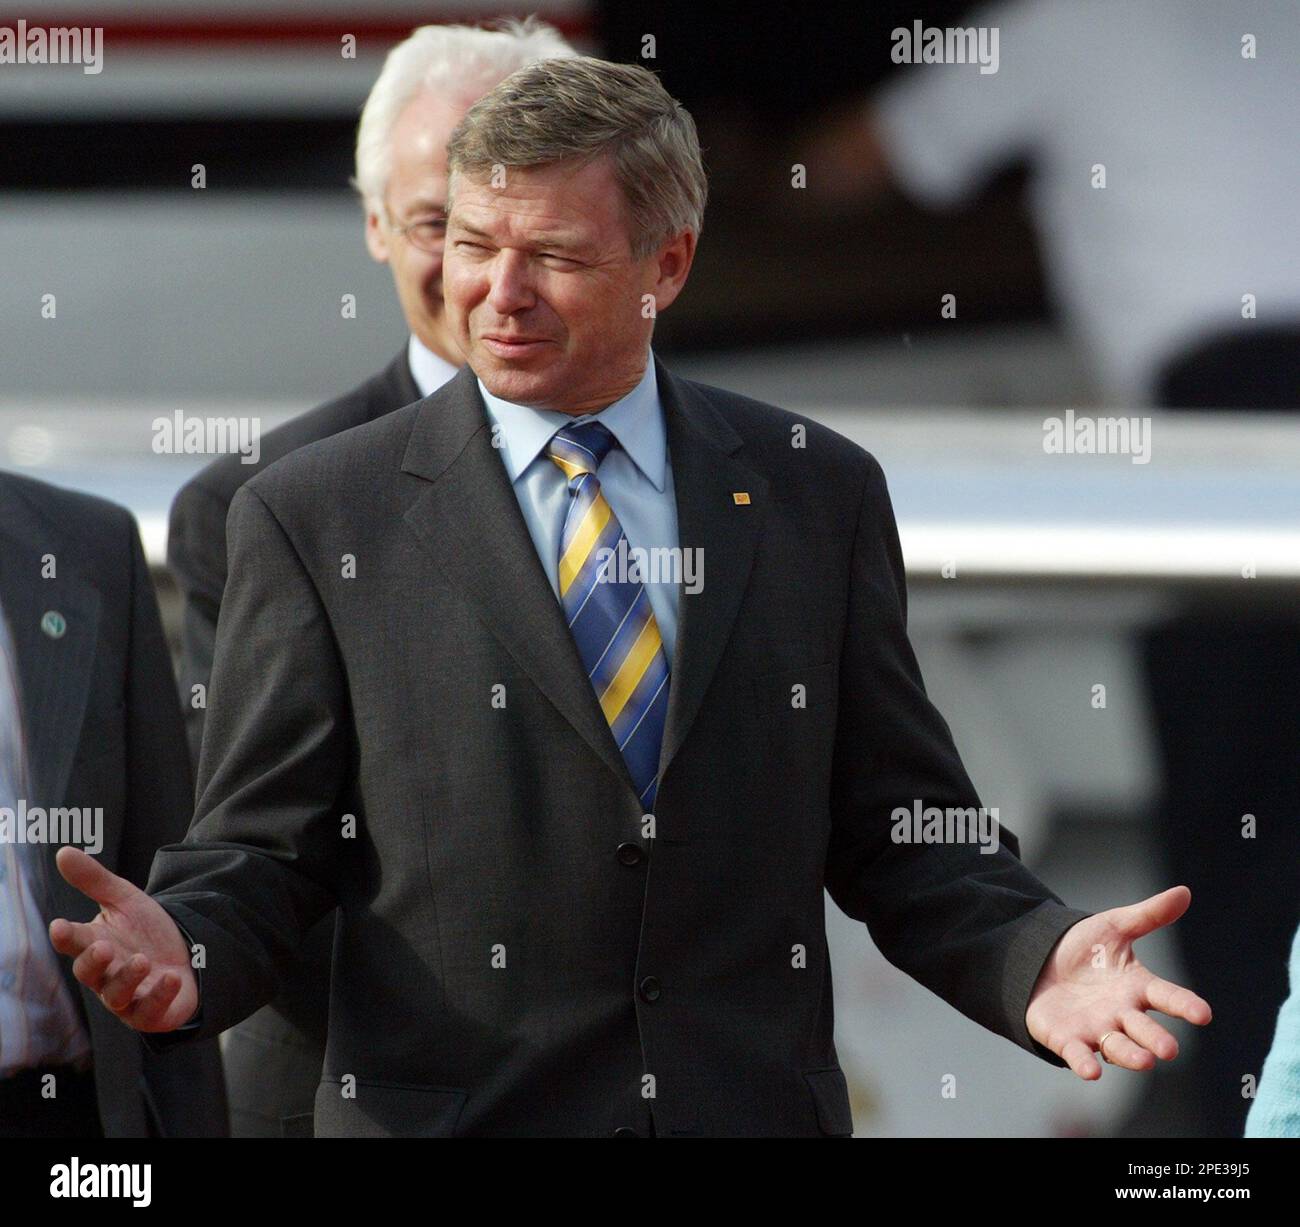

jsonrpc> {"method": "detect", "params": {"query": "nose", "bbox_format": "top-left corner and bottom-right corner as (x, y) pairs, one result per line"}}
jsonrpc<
(485, 249), (536, 316)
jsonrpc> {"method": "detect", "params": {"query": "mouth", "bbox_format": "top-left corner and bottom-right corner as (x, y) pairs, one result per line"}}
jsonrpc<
(480, 334), (553, 358)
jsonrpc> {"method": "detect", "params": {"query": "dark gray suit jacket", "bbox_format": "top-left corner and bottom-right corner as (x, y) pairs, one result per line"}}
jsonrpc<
(0, 473), (228, 1137)
(147, 357), (1091, 1137)
(165, 349), (421, 1134)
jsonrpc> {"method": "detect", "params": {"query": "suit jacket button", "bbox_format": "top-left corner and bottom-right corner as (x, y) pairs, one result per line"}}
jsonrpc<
(613, 1126), (640, 1137)
(616, 842), (644, 866)
(638, 976), (661, 1002)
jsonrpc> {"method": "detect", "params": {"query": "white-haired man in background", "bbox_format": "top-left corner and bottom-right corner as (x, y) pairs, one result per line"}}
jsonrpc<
(166, 17), (576, 1138)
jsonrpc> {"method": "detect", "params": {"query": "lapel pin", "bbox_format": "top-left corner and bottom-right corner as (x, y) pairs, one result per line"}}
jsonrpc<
(732, 492), (751, 505)
(40, 610), (66, 639)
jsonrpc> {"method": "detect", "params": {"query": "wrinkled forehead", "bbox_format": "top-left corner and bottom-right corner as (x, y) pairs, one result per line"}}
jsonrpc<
(447, 157), (633, 251)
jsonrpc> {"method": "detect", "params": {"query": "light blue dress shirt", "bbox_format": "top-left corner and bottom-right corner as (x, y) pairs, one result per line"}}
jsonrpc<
(1245, 919), (1300, 1137)
(476, 350), (681, 665)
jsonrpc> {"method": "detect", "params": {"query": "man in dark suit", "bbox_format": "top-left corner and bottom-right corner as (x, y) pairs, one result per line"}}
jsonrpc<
(51, 57), (1209, 1137)
(166, 19), (576, 1136)
(0, 472), (227, 1137)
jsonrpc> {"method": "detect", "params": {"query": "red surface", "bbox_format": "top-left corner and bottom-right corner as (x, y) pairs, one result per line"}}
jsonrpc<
(0, 12), (593, 48)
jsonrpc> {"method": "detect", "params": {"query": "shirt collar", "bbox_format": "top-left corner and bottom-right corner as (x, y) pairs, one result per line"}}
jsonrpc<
(407, 334), (461, 399)
(476, 351), (666, 492)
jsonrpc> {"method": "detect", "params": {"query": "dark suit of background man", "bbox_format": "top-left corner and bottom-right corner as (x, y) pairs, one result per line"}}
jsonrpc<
(54, 57), (1210, 1138)
(0, 472), (227, 1137)
(166, 18), (576, 1137)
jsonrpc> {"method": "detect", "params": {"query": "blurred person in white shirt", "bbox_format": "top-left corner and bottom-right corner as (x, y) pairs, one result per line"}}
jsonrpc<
(804, 0), (1300, 1138)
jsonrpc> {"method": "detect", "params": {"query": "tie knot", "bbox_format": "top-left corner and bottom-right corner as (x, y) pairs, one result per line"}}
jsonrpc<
(546, 420), (617, 482)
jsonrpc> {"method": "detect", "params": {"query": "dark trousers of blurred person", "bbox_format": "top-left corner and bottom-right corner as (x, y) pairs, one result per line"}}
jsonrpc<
(1142, 325), (1300, 1138)
(0, 1066), (102, 1138)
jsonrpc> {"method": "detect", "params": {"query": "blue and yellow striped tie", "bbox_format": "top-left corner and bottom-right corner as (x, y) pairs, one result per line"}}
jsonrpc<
(546, 421), (670, 808)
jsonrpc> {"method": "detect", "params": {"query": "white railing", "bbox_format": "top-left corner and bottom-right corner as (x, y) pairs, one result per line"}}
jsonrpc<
(4, 402), (1296, 582)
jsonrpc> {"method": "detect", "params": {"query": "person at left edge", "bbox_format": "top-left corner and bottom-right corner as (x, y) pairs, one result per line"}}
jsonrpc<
(0, 471), (227, 1137)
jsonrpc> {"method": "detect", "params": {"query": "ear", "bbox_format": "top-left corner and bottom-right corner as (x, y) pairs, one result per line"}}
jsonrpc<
(365, 207), (390, 264)
(649, 229), (696, 315)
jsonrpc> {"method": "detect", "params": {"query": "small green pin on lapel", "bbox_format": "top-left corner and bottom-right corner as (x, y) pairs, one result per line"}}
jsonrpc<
(40, 610), (66, 639)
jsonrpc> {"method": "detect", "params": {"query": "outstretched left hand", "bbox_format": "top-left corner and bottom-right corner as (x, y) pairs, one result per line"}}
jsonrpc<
(1026, 885), (1212, 1079)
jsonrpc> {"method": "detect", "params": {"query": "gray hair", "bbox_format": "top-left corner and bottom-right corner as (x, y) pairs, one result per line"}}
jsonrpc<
(352, 17), (577, 219)
(447, 56), (707, 258)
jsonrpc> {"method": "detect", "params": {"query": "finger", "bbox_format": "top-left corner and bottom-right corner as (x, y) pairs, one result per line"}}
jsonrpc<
(122, 970), (182, 1031)
(71, 940), (116, 994)
(48, 917), (104, 958)
(1144, 975), (1212, 1025)
(55, 845), (136, 910)
(1100, 1030), (1156, 1072)
(88, 952), (151, 1015)
(1112, 885), (1191, 941)
(100, 953), (150, 1012)
(1121, 1008), (1180, 1061)
(1061, 1038), (1103, 1081)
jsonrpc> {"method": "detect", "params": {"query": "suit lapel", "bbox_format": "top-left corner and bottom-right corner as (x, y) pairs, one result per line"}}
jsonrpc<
(398, 358), (768, 802)
(653, 359), (768, 783)
(0, 482), (103, 999)
(0, 487), (101, 809)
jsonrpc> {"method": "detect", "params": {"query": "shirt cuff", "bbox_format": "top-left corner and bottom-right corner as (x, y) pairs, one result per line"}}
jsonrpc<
(164, 910), (204, 1032)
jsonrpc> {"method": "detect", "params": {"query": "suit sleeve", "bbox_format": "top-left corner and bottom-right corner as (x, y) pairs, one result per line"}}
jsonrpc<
(113, 511), (230, 1135)
(166, 478), (231, 769)
(145, 483), (347, 1042)
(825, 454), (1093, 1068)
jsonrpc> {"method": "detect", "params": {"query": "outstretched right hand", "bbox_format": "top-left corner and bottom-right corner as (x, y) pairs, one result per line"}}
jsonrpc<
(47, 845), (199, 1033)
